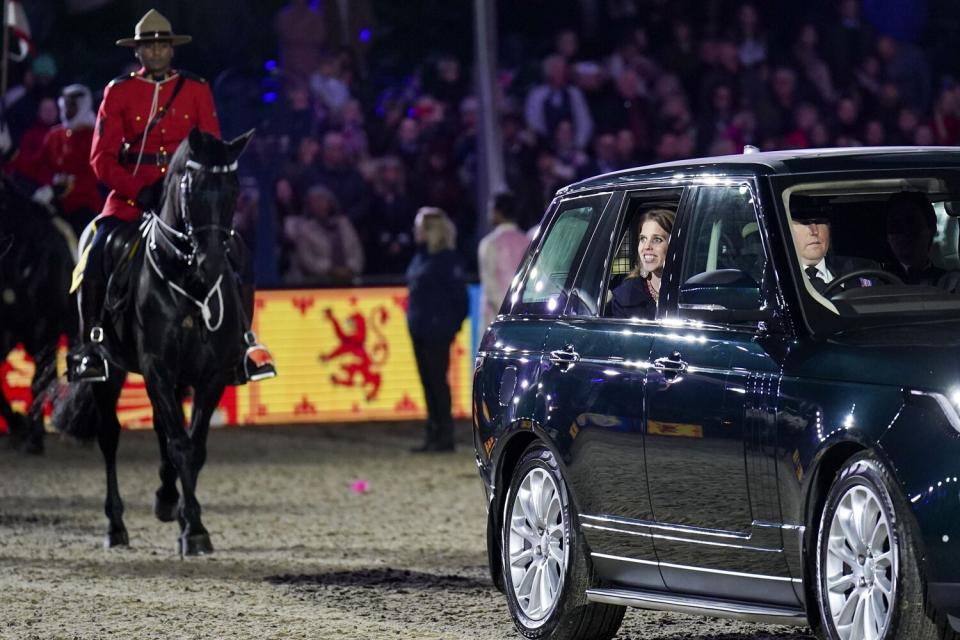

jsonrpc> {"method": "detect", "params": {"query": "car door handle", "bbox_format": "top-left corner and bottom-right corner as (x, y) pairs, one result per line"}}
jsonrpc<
(653, 352), (687, 377)
(549, 345), (581, 365)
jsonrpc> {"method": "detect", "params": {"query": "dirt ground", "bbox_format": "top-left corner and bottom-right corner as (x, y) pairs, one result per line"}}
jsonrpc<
(0, 423), (816, 640)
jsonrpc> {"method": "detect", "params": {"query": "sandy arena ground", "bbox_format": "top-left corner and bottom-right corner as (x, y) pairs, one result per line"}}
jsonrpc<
(0, 422), (816, 640)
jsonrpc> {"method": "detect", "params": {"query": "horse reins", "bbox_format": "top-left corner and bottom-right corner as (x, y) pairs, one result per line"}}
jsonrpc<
(142, 157), (239, 332)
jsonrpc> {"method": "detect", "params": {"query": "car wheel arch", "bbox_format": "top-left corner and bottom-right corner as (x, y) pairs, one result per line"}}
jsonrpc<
(800, 439), (867, 631)
(486, 422), (573, 594)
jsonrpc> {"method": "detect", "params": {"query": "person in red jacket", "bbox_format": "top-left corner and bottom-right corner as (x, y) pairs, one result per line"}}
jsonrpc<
(68, 9), (276, 384)
(32, 84), (103, 238)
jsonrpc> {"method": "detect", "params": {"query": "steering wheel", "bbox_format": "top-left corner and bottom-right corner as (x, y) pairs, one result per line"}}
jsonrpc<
(822, 268), (904, 295)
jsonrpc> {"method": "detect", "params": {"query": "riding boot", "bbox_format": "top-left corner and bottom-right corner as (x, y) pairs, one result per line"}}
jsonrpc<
(67, 238), (110, 382)
(231, 283), (277, 384)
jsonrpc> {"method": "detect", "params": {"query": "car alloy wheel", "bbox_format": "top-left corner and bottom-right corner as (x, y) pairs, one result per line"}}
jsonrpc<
(815, 453), (950, 640)
(823, 482), (897, 640)
(507, 465), (566, 622)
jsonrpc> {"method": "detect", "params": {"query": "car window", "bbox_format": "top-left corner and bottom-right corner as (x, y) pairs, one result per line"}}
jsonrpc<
(680, 184), (764, 286)
(508, 193), (610, 315)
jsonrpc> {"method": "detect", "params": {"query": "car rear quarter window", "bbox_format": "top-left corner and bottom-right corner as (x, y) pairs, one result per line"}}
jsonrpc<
(506, 193), (610, 316)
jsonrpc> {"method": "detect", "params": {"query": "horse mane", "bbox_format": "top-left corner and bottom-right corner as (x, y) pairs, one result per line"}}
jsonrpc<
(159, 138), (193, 215)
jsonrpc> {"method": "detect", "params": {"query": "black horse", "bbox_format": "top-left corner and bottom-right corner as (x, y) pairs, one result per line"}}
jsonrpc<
(0, 175), (75, 454)
(54, 128), (254, 555)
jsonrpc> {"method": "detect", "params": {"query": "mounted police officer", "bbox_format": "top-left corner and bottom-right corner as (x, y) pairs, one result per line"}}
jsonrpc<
(67, 9), (276, 383)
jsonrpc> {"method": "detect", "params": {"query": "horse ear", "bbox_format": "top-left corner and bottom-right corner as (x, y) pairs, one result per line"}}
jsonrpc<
(227, 129), (255, 160)
(187, 127), (203, 153)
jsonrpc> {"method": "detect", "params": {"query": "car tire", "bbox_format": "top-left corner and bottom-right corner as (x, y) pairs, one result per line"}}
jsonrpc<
(815, 452), (952, 640)
(501, 444), (625, 640)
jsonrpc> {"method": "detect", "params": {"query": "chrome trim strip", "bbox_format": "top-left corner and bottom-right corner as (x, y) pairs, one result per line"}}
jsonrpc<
(582, 522), (780, 552)
(591, 552), (801, 583)
(591, 552), (658, 567)
(585, 587), (808, 627)
(581, 514), (750, 540)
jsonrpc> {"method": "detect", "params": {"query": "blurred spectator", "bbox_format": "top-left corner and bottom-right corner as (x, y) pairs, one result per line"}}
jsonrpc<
(792, 23), (836, 106)
(11, 97), (59, 183)
(735, 3), (767, 69)
(267, 79), (317, 159)
(406, 207), (468, 453)
(367, 156), (416, 275)
(32, 84), (102, 238)
(660, 20), (699, 99)
(524, 54), (594, 149)
(697, 82), (737, 155)
(391, 117), (423, 169)
(478, 192), (529, 330)
(333, 98), (369, 163)
(423, 54), (467, 113)
(932, 82), (960, 145)
(876, 35), (931, 112)
(579, 133), (620, 179)
(304, 130), (371, 228)
(309, 53), (351, 119)
(863, 118), (887, 145)
(824, 0), (875, 91)
(274, 0), (328, 85)
(282, 185), (363, 286)
(413, 139), (464, 226)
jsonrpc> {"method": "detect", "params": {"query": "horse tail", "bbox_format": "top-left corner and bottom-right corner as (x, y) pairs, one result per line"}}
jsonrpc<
(51, 382), (100, 443)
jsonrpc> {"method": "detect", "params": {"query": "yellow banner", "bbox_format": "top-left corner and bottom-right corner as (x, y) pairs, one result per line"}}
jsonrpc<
(1, 287), (474, 430)
(238, 287), (473, 424)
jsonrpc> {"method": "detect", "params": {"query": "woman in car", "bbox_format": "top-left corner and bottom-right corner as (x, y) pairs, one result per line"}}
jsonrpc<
(611, 208), (675, 319)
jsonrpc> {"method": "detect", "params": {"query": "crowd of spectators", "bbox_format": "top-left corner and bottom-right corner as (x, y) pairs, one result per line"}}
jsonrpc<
(6, 0), (960, 285)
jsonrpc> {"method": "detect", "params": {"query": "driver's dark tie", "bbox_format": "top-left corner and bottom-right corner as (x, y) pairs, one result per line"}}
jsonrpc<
(805, 265), (829, 294)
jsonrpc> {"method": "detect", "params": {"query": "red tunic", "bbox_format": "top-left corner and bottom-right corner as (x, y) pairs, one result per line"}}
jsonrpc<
(90, 68), (221, 221)
(36, 125), (104, 216)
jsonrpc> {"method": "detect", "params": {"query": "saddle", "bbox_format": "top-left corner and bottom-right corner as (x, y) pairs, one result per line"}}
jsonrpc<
(70, 219), (144, 313)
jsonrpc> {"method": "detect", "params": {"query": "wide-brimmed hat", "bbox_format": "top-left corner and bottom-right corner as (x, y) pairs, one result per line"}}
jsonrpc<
(116, 9), (191, 47)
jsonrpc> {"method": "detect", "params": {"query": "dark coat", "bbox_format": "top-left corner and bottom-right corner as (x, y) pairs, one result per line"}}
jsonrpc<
(610, 277), (657, 320)
(406, 248), (469, 342)
(824, 254), (881, 290)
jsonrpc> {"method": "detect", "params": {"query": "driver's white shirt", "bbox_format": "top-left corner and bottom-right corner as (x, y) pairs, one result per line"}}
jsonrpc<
(811, 258), (835, 283)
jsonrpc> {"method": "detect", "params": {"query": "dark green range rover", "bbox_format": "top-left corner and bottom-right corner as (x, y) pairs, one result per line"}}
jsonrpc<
(473, 148), (960, 640)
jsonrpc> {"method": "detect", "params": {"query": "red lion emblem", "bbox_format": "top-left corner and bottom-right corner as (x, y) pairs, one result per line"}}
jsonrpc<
(319, 307), (389, 401)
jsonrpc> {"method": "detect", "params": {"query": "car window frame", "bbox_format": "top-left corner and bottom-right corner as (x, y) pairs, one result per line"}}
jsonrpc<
(502, 190), (615, 319)
(563, 185), (686, 321)
(659, 178), (786, 332)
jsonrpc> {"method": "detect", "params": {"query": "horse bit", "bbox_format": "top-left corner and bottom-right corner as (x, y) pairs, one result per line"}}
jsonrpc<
(141, 158), (239, 332)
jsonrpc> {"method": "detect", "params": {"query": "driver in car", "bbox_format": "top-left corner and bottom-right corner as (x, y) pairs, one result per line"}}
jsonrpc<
(790, 213), (879, 295)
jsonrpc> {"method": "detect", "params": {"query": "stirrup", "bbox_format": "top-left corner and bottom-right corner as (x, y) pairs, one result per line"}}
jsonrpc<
(67, 344), (109, 383)
(243, 343), (277, 382)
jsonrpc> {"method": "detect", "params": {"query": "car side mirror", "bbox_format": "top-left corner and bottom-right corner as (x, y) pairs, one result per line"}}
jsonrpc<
(678, 269), (770, 322)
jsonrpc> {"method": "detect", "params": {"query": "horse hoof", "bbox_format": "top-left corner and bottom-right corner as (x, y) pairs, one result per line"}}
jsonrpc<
(178, 532), (214, 556)
(153, 494), (179, 522)
(104, 529), (129, 549)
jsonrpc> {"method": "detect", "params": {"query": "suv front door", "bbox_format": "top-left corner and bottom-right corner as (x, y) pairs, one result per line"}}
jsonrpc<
(644, 182), (799, 606)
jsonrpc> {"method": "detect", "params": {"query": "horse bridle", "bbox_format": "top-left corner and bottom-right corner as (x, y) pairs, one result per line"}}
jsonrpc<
(142, 157), (239, 332)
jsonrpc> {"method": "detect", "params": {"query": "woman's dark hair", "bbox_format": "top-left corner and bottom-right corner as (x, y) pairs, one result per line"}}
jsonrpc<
(628, 208), (676, 279)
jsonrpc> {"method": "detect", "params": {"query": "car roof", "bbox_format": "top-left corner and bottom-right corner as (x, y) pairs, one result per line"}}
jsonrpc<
(563, 146), (960, 195)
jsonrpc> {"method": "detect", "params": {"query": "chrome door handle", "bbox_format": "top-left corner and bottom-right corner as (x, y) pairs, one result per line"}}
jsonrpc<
(549, 345), (581, 364)
(652, 352), (687, 376)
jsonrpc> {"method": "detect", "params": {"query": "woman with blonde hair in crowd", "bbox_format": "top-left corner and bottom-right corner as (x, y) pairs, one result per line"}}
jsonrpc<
(406, 207), (469, 452)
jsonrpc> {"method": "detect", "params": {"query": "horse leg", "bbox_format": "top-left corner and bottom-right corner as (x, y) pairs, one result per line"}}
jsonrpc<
(94, 375), (128, 548)
(152, 386), (192, 522)
(21, 341), (58, 456)
(152, 428), (180, 522)
(144, 366), (212, 556)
